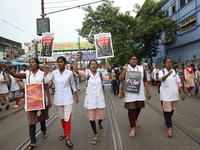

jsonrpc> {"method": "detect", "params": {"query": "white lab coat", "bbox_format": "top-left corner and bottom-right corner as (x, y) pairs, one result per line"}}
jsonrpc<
(159, 68), (180, 102)
(20, 69), (29, 85)
(84, 72), (105, 109)
(124, 65), (146, 102)
(0, 72), (9, 94)
(10, 75), (20, 91)
(44, 69), (76, 106)
(26, 70), (48, 106)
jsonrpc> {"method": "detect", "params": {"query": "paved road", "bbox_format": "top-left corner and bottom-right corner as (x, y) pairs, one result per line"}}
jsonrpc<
(0, 82), (199, 150)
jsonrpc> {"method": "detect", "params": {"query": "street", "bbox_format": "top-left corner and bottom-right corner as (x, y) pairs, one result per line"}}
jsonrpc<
(0, 81), (199, 150)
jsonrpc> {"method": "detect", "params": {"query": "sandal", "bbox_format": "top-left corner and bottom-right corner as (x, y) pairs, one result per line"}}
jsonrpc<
(91, 135), (99, 145)
(167, 130), (173, 138)
(26, 144), (36, 150)
(42, 131), (48, 139)
(98, 123), (104, 132)
(66, 139), (73, 148)
(59, 132), (66, 140)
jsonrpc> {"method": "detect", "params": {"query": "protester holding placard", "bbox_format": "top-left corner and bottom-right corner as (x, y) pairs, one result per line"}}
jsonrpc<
(74, 54), (112, 145)
(119, 54), (151, 138)
(44, 56), (79, 148)
(0, 58), (52, 150)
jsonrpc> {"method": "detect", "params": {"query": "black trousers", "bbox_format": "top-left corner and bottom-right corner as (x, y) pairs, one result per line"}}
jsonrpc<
(163, 110), (174, 128)
(29, 120), (46, 144)
(112, 79), (120, 95)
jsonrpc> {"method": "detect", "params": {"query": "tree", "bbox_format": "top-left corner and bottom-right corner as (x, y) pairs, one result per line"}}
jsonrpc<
(76, 0), (138, 65)
(77, 0), (179, 65)
(133, 0), (179, 64)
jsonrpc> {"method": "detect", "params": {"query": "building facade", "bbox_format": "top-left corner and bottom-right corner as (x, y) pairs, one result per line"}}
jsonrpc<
(0, 36), (24, 61)
(154, 0), (200, 67)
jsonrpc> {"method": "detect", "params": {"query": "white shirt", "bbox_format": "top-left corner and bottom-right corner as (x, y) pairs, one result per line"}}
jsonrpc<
(44, 69), (76, 106)
(85, 72), (105, 109)
(20, 69), (29, 85)
(26, 69), (48, 106)
(10, 75), (20, 91)
(0, 72), (9, 94)
(124, 65), (146, 102)
(159, 68), (180, 101)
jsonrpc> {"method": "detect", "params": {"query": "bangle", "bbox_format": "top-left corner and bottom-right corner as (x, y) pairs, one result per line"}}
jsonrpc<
(107, 70), (111, 72)
(181, 94), (185, 96)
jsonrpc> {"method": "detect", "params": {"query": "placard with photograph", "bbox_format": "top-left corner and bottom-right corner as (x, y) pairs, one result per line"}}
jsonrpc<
(94, 33), (114, 59)
(25, 83), (45, 111)
(40, 32), (54, 58)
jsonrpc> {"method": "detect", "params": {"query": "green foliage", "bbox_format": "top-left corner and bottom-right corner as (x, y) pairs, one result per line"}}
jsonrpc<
(77, 0), (179, 65)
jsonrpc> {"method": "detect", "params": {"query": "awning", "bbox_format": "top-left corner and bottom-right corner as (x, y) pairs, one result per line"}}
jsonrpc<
(16, 49), (36, 62)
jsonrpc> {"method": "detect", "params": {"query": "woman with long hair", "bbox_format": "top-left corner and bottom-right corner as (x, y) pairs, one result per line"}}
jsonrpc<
(0, 58), (52, 150)
(44, 56), (79, 148)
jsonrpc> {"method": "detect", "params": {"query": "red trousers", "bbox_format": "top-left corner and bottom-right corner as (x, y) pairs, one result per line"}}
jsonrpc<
(61, 119), (71, 136)
(15, 98), (20, 105)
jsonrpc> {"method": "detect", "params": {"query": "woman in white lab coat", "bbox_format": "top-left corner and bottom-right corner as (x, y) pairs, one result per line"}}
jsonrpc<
(159, 58), (185, 138)
(44, 56), (79, 148)
(74, 54), (112, 145)
(0, 67), (10, 111)
(9, 66), (21, 108)
(0, 58), (52, 150)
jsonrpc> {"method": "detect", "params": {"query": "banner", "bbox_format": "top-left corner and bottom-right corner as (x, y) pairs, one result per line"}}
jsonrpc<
(94, 33), (114, 59)
(25, 83), (45, 111)
(125, 71), (141, 93)
(41, 33), (54, 58)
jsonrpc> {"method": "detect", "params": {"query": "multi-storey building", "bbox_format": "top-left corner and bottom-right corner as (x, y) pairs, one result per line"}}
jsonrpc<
(0, 36), (23, 61)
(154, 0), (200, 68)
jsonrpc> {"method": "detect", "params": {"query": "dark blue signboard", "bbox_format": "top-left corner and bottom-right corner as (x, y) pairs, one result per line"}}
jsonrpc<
(36, 18), (50, 36)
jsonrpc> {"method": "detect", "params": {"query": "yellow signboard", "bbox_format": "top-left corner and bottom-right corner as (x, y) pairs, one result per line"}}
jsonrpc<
(38, 41), (94, 51)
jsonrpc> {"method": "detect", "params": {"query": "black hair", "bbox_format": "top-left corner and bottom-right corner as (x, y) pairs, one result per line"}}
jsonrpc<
(57, 56), (67, 64)
(163, 58), (172, 64)
(88, 60), (98, 67)
(11, 66), (17, 70)
(198, 64), (200, 67)
(128, 54), (137, 61)
(70, 66), (73, 70)
(29, 58), (40, 69)
(22, 64), (27, 68)
(113, 62), (118, 68)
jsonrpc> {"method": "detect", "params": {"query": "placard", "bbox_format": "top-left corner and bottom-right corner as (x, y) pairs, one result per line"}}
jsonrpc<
(94, 33), (114, 59)
(40, 32), (54, 58)
(125, 71), (141, 93)
(25, 83), (45, 111)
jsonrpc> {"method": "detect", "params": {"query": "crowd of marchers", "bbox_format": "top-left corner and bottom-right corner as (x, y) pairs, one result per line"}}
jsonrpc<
(1, 54), (200, 149)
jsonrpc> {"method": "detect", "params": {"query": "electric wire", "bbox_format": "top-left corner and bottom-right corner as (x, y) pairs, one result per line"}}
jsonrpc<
(0, 18), (38, 38)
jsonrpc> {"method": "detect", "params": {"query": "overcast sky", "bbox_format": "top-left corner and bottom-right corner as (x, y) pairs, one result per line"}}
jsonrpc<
(0, 0), (145, 47)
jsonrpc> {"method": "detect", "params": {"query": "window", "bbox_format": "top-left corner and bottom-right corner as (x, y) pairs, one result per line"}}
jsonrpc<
(165, 9), (169, 17)
(171, 3), (176, 14)
(180, 15), (196, 32)
(180, 0), (186, 8)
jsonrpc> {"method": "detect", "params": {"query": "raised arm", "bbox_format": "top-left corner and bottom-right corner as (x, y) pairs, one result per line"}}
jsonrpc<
(74, 54), (80, 75)
(119, 64), (128, 81)
(0, 63), (17, 77)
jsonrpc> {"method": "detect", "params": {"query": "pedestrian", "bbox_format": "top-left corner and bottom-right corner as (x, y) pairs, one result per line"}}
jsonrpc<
(20, 64), (29, 100)
(44, 56), (79, 148)
(153, 66), (160, 86)
(0, 58), (52, 150)
(184, 62), (195, 96)
(74, 54), (112, 145)
(111, 62), (120, 96)
(9, 66), (21, 109)
(194, 64), (200, 97)
(119, 54), (151, 137)
(159, 58), (185, 138)
(0, 67), (10, 111)
(175, 64), (185, 93)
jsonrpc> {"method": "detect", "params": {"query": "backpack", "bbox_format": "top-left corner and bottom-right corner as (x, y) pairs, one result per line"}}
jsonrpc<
(158, 70), (165, 93)
(86, 73), (104, 90)
(113, 68), (120, 79)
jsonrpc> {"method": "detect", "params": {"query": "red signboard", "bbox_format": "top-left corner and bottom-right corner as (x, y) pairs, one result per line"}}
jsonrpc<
(25, 83), (45, 111)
